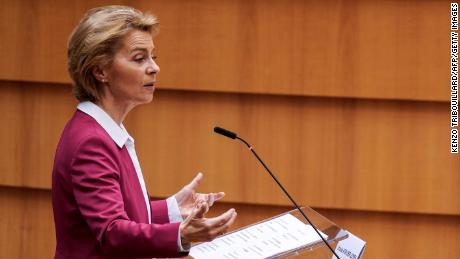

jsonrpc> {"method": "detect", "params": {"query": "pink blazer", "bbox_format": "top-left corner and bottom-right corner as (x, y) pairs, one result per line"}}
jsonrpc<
(52, 110), (186, 259)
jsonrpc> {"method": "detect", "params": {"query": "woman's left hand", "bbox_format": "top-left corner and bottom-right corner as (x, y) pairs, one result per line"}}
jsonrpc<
(174, 172), (225, 219)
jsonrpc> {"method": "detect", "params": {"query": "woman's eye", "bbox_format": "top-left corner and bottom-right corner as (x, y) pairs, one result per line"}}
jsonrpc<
(134, 56), (145, 62)
(134, 55), (157, 63)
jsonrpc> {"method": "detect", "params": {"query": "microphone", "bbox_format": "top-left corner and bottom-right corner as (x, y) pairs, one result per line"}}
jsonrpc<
(214, 126), (237, 139)
(213, 126), (341, 259)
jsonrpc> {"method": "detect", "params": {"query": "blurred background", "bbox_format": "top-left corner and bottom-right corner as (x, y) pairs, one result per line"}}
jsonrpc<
(0, 0), (458, 258)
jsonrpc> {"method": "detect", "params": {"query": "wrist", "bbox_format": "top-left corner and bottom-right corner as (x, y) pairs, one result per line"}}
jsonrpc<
(179, 222), (189, 244)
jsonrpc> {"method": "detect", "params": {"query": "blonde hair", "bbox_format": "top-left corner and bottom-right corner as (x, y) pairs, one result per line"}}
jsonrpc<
(67, 5), (159, 102)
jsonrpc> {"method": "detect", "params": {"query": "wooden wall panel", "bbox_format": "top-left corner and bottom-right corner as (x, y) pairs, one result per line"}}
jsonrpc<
(0, 81), (76, 188)
(154, 0), (449, 101)
(1, 81), (457, 215)
(0, 187), (55, 259)
(0, 0), (450, 101)
(0, 0), (74, 83)
(2, 187), (459, 259)
(130, 90), (459, 215)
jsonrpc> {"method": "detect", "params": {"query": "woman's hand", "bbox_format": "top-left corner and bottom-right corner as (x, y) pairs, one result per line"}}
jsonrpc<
(179, 200), (237, 243)
(174, 172), (225, 219)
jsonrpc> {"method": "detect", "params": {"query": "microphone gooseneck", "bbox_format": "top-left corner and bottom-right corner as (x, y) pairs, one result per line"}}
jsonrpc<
(214, 126), (341, 259)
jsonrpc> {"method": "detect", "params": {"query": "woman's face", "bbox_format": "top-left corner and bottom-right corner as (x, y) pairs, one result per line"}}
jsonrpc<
(101, 29), (160, 109)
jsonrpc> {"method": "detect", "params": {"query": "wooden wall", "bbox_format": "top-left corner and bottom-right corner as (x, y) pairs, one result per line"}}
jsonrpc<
(0, 0), (457, 258)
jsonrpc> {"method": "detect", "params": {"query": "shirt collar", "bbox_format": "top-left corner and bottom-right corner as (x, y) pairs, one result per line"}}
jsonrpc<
(77, 101), (133, 148)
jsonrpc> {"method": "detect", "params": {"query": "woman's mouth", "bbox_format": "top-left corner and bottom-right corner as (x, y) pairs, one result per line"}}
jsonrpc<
(143, 82), (155, 90)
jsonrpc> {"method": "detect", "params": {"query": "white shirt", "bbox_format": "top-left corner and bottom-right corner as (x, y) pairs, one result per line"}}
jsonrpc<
(77, 101), (187, 252)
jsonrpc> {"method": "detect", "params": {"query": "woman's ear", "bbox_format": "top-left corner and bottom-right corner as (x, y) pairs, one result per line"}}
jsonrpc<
(92, 66), (107, 83)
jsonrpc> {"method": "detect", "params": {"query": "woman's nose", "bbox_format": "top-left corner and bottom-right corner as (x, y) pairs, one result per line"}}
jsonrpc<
(147, 60), (160, 74)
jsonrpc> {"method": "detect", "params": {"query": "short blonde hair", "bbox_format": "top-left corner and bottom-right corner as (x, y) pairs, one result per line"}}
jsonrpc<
(67, 5), (159, 102)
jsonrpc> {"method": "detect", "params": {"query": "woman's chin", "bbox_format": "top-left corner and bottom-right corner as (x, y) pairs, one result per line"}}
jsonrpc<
(144, 93), (155, 103)
(141, 95), (154, 104)
(132, 93), (154, 106)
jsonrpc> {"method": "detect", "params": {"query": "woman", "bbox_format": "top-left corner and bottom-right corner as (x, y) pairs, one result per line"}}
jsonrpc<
(52, 5), (237, 259)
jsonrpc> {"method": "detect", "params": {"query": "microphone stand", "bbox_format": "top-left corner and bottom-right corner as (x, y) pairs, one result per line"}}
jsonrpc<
(221, 130), (341, 259)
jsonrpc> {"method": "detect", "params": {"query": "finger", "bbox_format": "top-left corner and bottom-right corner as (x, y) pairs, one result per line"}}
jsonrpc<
(208, 194), (215, 207)
(186, 172), (203, 190)
(206, 208), (236, 227)
(194, 194), (207, 204)
(210, 210), (237, 238)
(192, 200), (209, 219)
(211, 192), (225, 204)
(198, 193), (213, 206)
(196, 192), (224, 207)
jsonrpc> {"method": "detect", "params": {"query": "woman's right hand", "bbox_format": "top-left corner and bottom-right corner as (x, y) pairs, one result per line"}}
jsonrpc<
(179, 200), (237, 243)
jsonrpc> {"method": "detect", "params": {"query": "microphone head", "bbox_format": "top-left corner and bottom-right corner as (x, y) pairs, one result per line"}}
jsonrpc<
(214, 126), (237, 139)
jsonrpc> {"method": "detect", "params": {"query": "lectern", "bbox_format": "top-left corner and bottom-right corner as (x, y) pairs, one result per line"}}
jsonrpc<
(188, 206), (349, 259)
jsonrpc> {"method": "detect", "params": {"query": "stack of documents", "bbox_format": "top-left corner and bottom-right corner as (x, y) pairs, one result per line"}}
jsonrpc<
(190, 213), (327, 259)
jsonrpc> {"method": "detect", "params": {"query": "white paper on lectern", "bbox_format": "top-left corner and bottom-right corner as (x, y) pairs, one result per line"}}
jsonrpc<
(190, 213), (328, 259)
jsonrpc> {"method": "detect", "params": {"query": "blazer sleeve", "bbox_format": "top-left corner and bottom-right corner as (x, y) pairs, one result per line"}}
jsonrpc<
(150, 199), (170, 224)
(70, 134), (186, 258)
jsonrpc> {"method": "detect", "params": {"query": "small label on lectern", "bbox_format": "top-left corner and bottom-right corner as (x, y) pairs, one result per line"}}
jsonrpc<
(332, 231), (366, 259)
